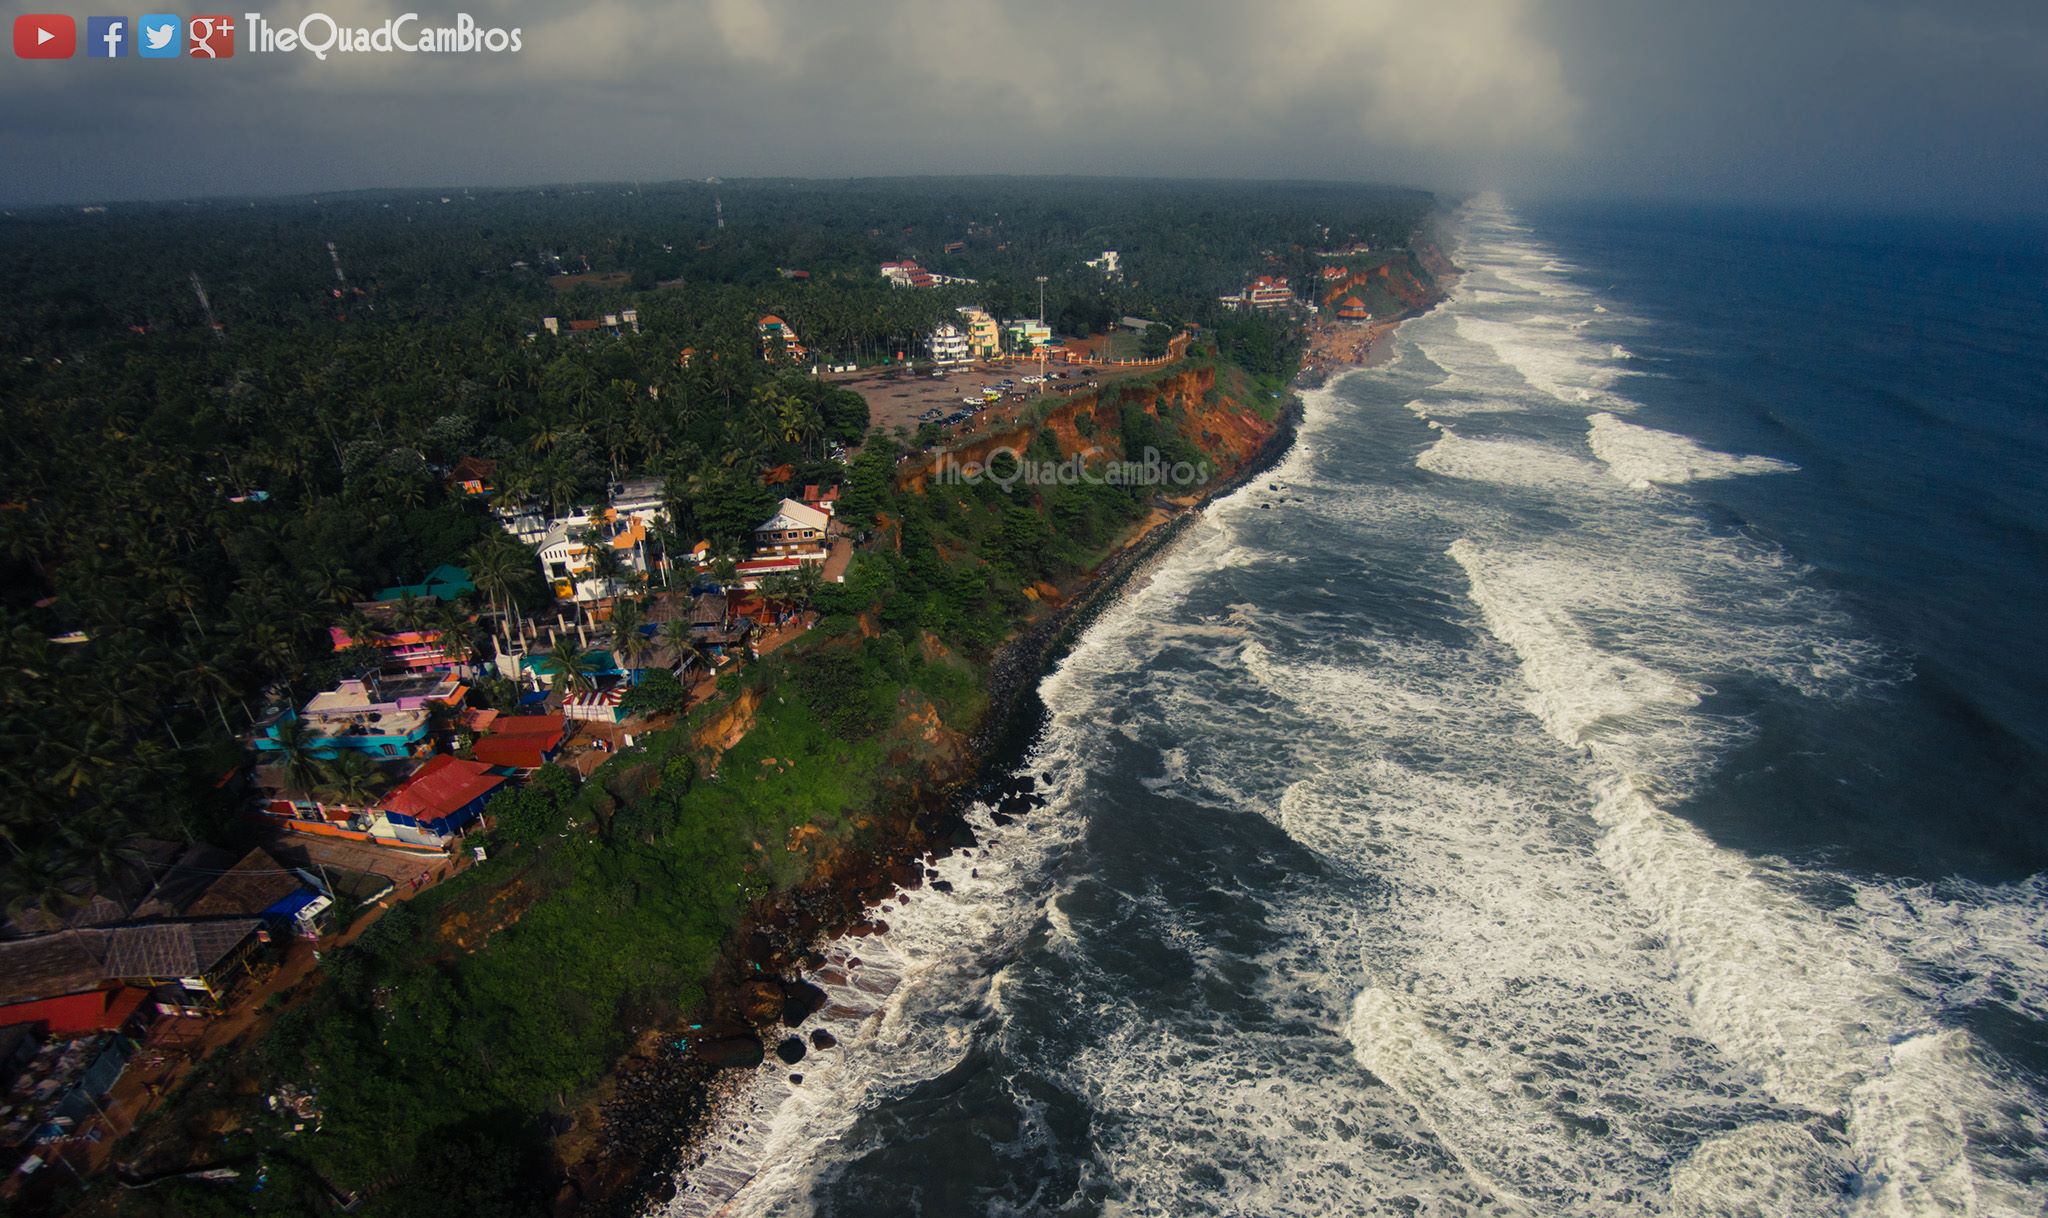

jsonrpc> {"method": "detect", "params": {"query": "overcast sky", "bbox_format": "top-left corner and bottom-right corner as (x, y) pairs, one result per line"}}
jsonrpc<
(1, 0), (2044, 212)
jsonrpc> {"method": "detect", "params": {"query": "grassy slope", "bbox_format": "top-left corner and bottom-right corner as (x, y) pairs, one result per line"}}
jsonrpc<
(101, 354), (1269, 1218)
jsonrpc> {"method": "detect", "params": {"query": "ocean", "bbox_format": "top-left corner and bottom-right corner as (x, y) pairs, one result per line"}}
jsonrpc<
(661, 196), (2048, 1217)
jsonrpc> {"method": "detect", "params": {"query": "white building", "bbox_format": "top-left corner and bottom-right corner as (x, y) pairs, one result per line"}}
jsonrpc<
(1085, 250), (1120, 276)
(929, 322), (971, 365)
(536, 510), (652, 602)
(608, 476), (666, 522)
(753, 499), (831, 551)
(1218, 275), (1298, 312)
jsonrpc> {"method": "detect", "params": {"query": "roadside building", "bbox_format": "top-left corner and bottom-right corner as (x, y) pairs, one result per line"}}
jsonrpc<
(102, 920), (266, 1004)
(753, 498), (830, 551)
(956, 306), (1001, 358)
(0, 935), (151, 1036)
(330, 615), (467, 676)
(469, 714), (570, 770)
(378, 755), (504, 844)
(880, 260), (929, 288)
(731, 554), (820, 588)
(929, 321), (971, 365)
(134, 846), (324, 935)
(1004, 318), (1053, 350)
(563, 687), (628, 724)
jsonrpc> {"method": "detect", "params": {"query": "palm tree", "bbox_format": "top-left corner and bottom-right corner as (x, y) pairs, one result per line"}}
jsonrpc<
(338, 606), (383, 648)
(390, 592), (433, 634)
(306, 560), (362, 606)
(791, 562), (824, 612)
(265, 715), (329, 797)
(48, 725), (122, 797)
(538, 637), (600, 698)
(155, 565), (208, 634)
(0, 848), (88, 926)
(660, 617), (707, 676)
(466, 538), (525, 626)
(758, 571), (800, 612)
(607, 598), (649, 670)
(316, 750), (381, 810)
(528, 421), (566, 455)
(180, 650), (242, 732)
(236, 619), (302, 676)
(56, 819), (153, 898)
(431, 602), (477, 668)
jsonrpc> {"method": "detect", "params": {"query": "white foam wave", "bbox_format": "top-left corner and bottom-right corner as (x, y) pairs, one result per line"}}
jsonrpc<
(1416, 428), (1610, 494)
(1448, 537), (2046, 1215)
(1588, 413), (1798, 489)
(1845, 876), (2048, 1024)
(1668, 1123), (1850, 1218)
(1455, 315), (1627, 408)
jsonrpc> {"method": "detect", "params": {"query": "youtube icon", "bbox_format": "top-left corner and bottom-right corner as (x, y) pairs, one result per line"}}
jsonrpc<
(14, 14), (77, 58)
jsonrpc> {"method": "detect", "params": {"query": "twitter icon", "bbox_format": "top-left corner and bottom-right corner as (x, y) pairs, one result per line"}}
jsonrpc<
(138, 14), (179, 57)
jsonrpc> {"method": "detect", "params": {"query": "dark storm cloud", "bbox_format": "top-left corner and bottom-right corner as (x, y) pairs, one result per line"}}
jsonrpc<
(0, 0), (2042, 211)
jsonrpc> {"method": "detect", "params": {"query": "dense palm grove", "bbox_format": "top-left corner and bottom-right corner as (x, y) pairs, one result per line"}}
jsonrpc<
(0, 177), (1434, 1213)
(0, 177), (1429, 915)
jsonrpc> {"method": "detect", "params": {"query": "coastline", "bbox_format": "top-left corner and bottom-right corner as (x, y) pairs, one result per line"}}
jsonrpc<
(574, 294), (1444, 1218)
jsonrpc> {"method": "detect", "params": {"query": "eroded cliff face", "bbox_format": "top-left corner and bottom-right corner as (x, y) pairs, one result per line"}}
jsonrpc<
(897, 361), (1280, 495)
(1318, 247), (1442, 311)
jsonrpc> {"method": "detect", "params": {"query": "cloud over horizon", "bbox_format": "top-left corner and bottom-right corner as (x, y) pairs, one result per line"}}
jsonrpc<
(0, 0), (2042, 213)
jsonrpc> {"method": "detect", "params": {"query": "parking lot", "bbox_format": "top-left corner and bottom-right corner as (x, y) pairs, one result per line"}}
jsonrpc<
(829, 361), (1098, 437)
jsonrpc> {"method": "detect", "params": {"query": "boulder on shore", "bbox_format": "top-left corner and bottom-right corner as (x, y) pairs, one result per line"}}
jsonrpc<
(737, 979), (785, 1025)
(782, 979), (828, 1027)
(775, 1036), (807, 1065)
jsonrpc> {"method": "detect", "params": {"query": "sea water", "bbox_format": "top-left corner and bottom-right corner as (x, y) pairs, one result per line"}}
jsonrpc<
(660, 195), (2048, 1217)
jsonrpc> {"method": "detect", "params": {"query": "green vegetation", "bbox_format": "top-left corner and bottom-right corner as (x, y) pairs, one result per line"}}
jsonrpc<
(0, 176), (1436, 1214)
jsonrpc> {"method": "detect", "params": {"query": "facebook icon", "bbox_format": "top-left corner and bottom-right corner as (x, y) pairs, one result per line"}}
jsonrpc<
(87, 16), (128, 57)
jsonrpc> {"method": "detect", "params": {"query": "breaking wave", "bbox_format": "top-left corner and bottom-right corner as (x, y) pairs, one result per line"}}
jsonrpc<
(1588, 412), (1799, 489)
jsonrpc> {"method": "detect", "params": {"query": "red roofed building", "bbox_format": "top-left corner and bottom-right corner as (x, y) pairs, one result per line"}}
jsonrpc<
(800, 483), (841, 516)
(378, 755), (504, 841)
(1337, 296), (1372, 322)
(0, 985), (151, 1036)
(470, 714), (570, 771)
(446, 456), (497, 497)
(1219, 275), (1298, 312)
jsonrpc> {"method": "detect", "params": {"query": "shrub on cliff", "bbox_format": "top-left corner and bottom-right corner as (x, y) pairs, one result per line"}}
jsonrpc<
(488, 764), (580, 845)
(621, 668), (687, 717)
